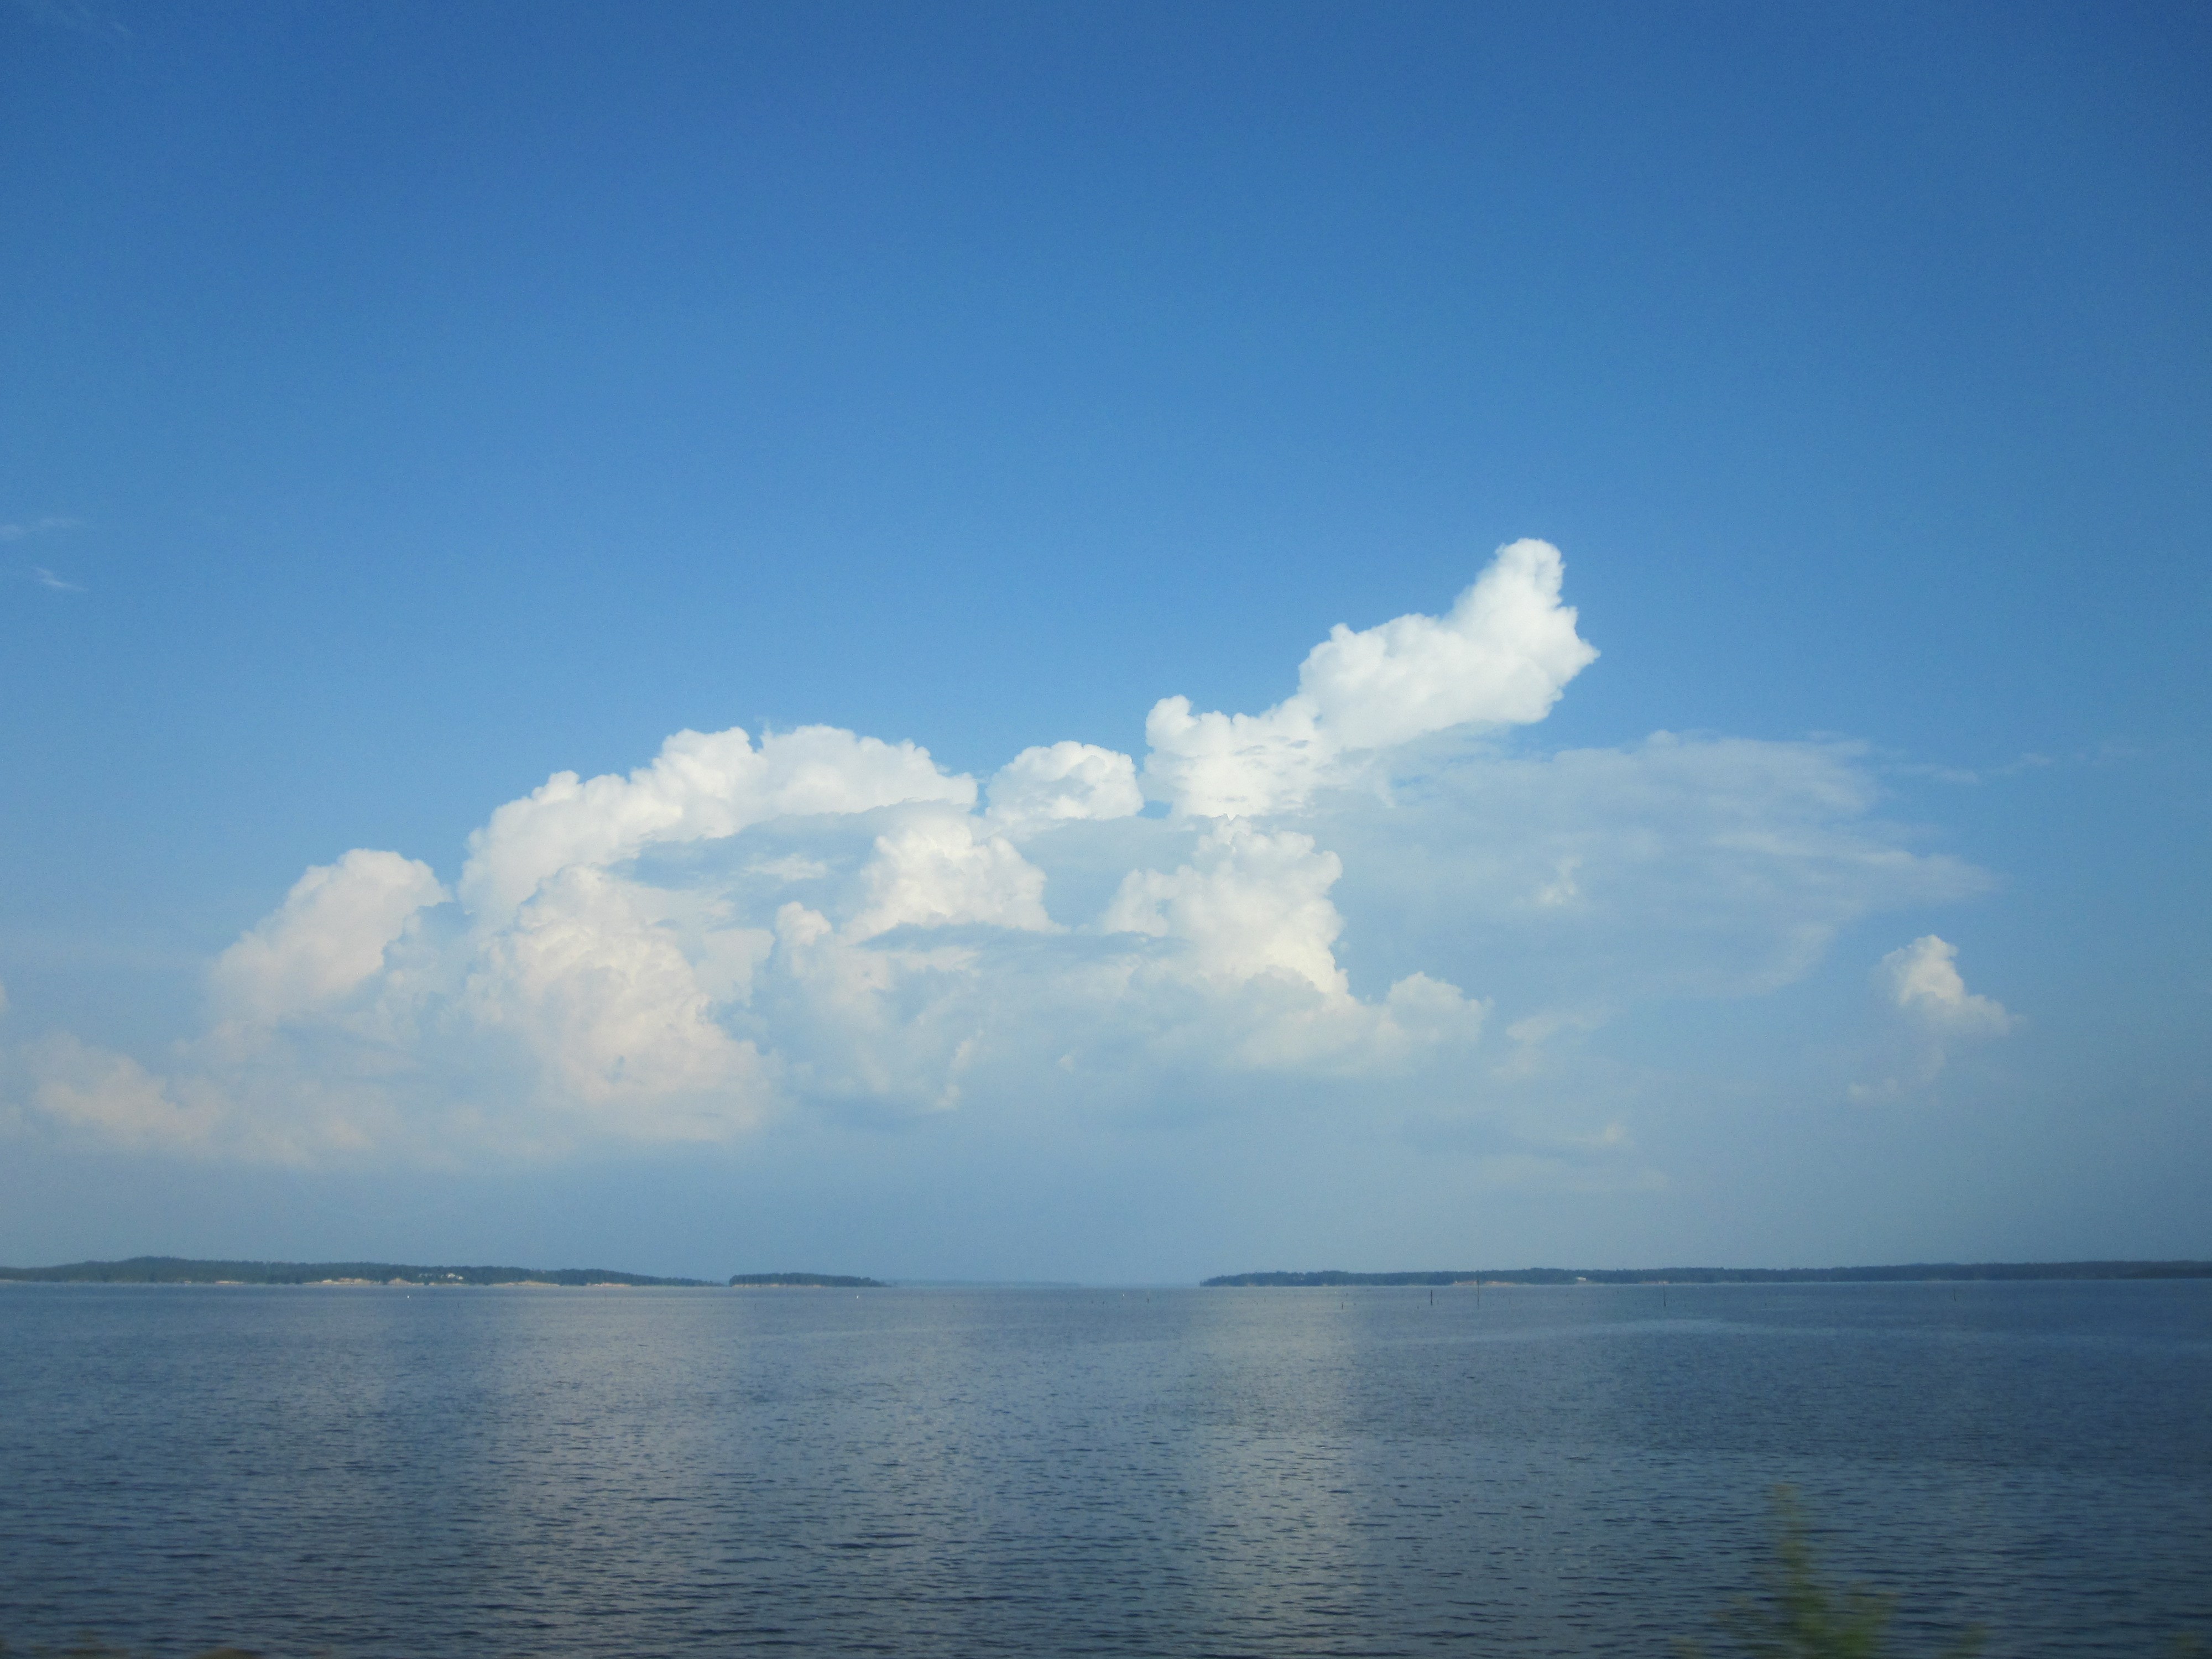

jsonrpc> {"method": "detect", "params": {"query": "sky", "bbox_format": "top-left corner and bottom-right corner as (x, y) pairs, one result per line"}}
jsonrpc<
(2, 0), (2207, 1284)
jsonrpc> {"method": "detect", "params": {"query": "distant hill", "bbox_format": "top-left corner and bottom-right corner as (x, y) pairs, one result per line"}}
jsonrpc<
(728, 1272), (885, 1288)
(0, 1256), (711, 1287)
(1203, 1260), (2212, 1287)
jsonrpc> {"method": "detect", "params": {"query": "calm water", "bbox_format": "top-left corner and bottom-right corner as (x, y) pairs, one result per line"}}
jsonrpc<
(0, 1281), (2206, 1658)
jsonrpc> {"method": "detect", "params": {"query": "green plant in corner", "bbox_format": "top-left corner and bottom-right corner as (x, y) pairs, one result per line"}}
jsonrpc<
(1678, 1487), (1983, 1659)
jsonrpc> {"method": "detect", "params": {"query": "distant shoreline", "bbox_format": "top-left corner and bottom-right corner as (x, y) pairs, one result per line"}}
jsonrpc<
(0, 1256), (711, 1287)
(9, 1256), (2205, 1292)
(1202, 1260), (2212, 1287)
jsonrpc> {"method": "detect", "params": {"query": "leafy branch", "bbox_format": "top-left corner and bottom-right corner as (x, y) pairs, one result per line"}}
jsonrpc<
(1680, 1487), (1983, 1659)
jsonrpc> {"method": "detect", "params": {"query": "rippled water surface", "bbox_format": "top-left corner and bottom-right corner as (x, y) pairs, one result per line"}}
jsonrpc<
(1, 1281), (2207, 1657)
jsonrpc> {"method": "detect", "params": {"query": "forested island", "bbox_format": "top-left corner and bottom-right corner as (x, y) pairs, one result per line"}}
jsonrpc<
(1204, 1260), (2212, 1287)
(0, 1256), (711, 1287)
(0, 1259), (885, 1289)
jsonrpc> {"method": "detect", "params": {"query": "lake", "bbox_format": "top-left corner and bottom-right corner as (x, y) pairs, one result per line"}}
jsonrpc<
(1, 1281), (2206, 1657)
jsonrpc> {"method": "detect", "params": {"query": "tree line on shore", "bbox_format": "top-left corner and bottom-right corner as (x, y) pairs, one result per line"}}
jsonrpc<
(0, 1256), (708, 1287)
(1203, 1260), (2212, 1287)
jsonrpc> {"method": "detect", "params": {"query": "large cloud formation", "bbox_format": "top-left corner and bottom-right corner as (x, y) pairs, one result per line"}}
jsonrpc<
(9, 541), (1990, 1162)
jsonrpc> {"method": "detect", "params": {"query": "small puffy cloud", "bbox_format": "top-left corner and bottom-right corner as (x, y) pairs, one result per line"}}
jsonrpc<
(1876, 935), (2015, 1035)
(4, 541), (1996, 1162)
(1143, 539), (1597, 816)
(848, 812), (1055, 941)
(27, 1034), (220, 1151)
(1142, 696), (1327, 821)
(1104, 823), (1349, 995)
(1299, 539), (1599, 747)
(210, 849), (447, 1026)
(985, 742), (1143, 838)
(31, 567), (85, 593)
(460, 724), (972, 921)
(465, 866), (773, 1140)
(1849, 935), (2014, 1101)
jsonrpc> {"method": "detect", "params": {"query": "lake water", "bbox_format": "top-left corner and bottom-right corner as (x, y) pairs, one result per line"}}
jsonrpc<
(0, 1281), (2206, 1658)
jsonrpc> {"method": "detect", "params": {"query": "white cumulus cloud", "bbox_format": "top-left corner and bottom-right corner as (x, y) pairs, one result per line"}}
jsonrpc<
(1104, 823), (1349, 995)
(210, 849), (448, 1027)
(1849, 934), (2015, 1101)
(3, 541), (1995, 1163)
(461, 724), (972, 922)
(27, 1034), (220, 1151)
(985, 742), (1144, 838)
(1142, 538), (1597, 816)
(465, 865), (773, 1133)
(848, 812), (1055, 941)
(1876, 935), (2015, 1035)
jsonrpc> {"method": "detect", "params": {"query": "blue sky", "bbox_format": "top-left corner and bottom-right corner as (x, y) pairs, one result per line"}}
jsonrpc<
(2, 0), (2206, 1281)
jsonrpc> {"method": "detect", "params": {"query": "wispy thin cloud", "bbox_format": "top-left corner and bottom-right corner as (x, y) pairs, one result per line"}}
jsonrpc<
(1894, 750), (2057, 786)
(0, 515), (82, 542)
(5, 518), (90, 590)
(8, 0), (131, 40)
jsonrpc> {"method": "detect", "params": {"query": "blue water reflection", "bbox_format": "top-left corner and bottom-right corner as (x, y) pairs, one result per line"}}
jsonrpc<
(1, 1282), (2205, 1656)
